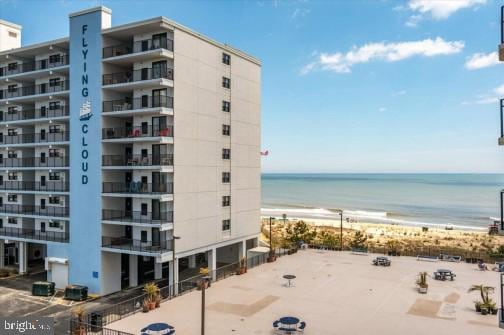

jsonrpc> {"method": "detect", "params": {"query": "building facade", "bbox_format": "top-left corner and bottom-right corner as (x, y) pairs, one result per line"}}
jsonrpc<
(0, 6), (261, 295)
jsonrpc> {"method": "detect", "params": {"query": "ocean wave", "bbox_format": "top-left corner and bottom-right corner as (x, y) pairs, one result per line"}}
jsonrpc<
(261, 207), (487, 231)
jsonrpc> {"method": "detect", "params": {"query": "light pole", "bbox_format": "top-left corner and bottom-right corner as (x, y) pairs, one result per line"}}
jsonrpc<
(200, 275), (211, 335)
(172, 236), (181, 297)
(338, 210), (343, 251)
(282, 213), (287, 226)
(268, 216), (275, 261)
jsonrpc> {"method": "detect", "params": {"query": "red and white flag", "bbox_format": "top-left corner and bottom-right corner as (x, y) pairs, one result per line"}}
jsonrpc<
(260, 150), (269, 156)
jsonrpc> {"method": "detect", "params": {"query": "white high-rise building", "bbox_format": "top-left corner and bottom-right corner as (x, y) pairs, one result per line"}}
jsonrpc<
(0, 6), (261, 295)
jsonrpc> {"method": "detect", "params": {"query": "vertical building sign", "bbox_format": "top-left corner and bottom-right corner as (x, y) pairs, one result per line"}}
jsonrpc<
(69, 8), (104, 293)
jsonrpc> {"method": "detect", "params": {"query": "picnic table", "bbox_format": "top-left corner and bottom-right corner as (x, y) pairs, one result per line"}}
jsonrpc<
(372, 256), (391, 266)
(283, 275), (296, 287)
(434, 269), (456, 281)
(141, 323), (175, 335)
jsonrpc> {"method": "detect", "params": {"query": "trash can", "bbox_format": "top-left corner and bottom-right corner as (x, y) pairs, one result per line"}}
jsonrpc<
(89, 311), (103, 331)
(32, 281), (55, 296)
(64, 285), (88, 301)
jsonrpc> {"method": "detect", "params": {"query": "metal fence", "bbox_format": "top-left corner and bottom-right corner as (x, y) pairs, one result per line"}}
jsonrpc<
(75, 247), (290, 333)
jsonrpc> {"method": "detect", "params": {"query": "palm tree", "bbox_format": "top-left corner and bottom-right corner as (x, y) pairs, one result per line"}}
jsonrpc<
(468, 284), (495, 304)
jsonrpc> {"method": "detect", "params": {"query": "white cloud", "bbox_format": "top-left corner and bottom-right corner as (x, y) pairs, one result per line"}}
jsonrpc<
(392, 90), (407, 96)
(378, 107), (387, 112)
(291, 8), (310, 20)
(465, 84), (504, 105)
(405, 0), (487, 26)
(465, 52), (500, 70)
(301, 37), (464, 74)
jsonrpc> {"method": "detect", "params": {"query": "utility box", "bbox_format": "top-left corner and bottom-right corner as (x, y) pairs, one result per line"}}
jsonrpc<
(32, 281), (55, 297)
(64, 285), (88, 301)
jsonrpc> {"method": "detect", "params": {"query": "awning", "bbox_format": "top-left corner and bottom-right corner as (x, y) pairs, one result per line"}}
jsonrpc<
(46, 257), (68, 265)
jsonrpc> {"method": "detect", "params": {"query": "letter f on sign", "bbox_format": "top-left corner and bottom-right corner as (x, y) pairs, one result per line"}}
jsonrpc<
(82, 24), (88, 34)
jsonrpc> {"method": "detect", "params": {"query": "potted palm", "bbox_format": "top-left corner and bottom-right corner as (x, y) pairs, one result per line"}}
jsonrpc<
(416, 272), (428, 294)
(468, 284), (496, 315)
(142, 298), (150, 313)
(237, 257), (247, 275)
(143, 282), (159, 310)
(71, 306), (86, 335)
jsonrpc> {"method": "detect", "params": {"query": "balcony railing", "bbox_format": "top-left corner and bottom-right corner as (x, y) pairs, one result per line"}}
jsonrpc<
(0, 55), (69, 77)
(0, 132), (69, 145)
(0, 80), (69, 100)
(103, 96), (173, 113)
(0, 181), (68, 192)
(102, 125), (173, 140)
(102, 209), (173, 224)
(0, 227), (69, 243)
(102, 154), (173, 167)
(103, 68), (173, 85)
(0, 156), (68, 168)
(103, 37), (174, 59)
(0, 106), (69, 122)
(102, 236), (173, 253)
(102, 182), (173, 194)
(0, 204), (69, 217)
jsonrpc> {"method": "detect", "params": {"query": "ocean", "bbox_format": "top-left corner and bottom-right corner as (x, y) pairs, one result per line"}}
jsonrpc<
(261, 173), (504, 231)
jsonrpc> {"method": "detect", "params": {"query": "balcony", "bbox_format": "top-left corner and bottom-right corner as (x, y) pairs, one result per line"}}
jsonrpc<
(103, 37), (174, 59)
(500, 99), (504, 145)
(102, 154), (173, 168)
(102, 68), (173, 88)
(500, 6), (504, 61)
(0, 204), (69, 218)
(0, 55), (69, 77)
(102, 125), (173, 141)
(0, 227), (69, 243)
(103, 96), (173, 114)
(102, 182), (173, 194)
(0, 132), (69, 146)
(0, 106), (69, 123)
(102, 236), (173, 253)
(0, 80), (69, 101)
(102, 209), (173, 224)
(0, 181), (69, 192)
(0, 156), (68, 169)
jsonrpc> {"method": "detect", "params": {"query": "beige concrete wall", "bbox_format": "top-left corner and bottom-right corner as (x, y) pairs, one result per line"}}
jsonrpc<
(173, 29), (260, 253)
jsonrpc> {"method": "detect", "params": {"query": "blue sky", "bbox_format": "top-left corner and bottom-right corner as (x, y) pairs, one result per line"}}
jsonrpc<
(1, 0), (502, 173)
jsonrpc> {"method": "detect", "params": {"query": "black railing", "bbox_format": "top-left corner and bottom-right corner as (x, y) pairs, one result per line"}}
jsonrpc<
(102, 182), (173, 194)
(0, 181), (68, 192)
(0, 156), (68, 168)
(501, 5), (504, 44)
(0, 204), (69, 217)
(0, 132), (69, 145)
(103, 96), (173, 113)
(0, 106), (68, 122)
(70, 320), (134, 335)
(102, 236), (173, 253)
(102, 125), (173, 139)
(102, 209), (173, 224)
(0, 80), (69, 100)
(0, 55), (69, 77)
(0, 227), (68, 243)
(103, 68), (173, 85)
(102, 154), (173, 167)
(103, 37), (174, 58)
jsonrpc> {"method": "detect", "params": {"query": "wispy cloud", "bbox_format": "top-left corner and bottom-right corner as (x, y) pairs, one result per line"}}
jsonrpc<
(378, 107), (387, 112)
(301, 37), (464, 74)
(291, 8), (311, 20)
(392, 90), (407, 96)
(465, 51), (500, 70)
(463, 84), (504, 105)
(404, 0), (487, 27)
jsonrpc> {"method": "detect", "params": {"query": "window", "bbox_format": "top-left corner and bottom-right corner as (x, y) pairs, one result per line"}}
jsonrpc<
(7, 85), (17, 93)
(49, 101), (61, 110)
(8, 217), (17, 225)
(141, 203), (148, 215)
(222, 124), (231, 136)
(7, 129), (17, 136)
(7, 106), (18, 115)
(8, 31), (17, 38)
(49, 125), (61, 133)
(8, 195), (17, 202)
(222, 53), (231, 65)
(141, 149), (148, 158)
(49, 54), (61, 64)
(49, 78), (61, 87)
(49, 172), (60, 180)
(49, 149), (60, 157)
(222, 172), (230, 183)
(49, 196), (60, 204)
(49, 221), (61, 229)
(141, 231), (147, 242)
(7, 63), (17, 71)
(222, 101), (231, 112)
(222, 196), (231, 207)
(222, 219), (231, 231)
(222, 77), (231, 89)
(8, 172), (18, 180)
(7, 151), (17, 158)
(222, 148), (231, 160)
